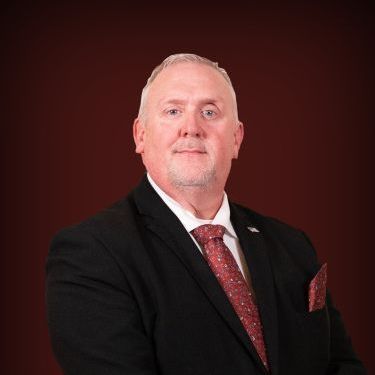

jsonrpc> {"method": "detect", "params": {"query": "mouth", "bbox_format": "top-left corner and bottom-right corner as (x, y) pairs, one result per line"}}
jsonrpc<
(175, 149), (206, 154)
(172, 141), (207, 155)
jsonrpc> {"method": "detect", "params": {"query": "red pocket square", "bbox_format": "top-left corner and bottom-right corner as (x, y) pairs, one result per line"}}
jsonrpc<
(308, 263), (327, 312)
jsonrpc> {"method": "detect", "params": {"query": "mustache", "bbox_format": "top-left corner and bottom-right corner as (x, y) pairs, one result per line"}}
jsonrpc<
(172, 140), (207, 153)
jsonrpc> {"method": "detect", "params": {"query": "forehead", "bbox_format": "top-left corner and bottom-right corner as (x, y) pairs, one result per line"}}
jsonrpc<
(147, 62), (233, 103)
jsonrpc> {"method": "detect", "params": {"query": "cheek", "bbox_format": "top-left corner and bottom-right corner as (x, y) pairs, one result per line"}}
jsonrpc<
(148, 124), (177, 147)
(144, 133), (171, 159)
(213, 134), (236, 155)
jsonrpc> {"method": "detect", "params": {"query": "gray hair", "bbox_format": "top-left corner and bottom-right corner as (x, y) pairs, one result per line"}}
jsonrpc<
(137, 53), (239, 122)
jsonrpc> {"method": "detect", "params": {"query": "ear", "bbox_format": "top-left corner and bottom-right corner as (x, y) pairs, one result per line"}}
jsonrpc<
(232, 121), (244, 159)
(133, 117), (146, 154)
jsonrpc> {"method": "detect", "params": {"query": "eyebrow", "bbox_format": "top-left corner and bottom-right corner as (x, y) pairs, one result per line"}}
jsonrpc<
(159, 97), (223, 107)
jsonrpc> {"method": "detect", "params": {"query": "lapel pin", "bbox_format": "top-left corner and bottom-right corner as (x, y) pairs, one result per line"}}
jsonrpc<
(247, 226), (260, 233)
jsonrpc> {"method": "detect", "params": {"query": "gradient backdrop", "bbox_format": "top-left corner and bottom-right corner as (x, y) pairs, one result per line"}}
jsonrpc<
(2, 1), (374, 374)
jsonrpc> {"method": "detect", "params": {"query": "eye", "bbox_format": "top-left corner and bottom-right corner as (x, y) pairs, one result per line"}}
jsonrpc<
(166, 108), (181, 116)
(202, 109), (216, 119)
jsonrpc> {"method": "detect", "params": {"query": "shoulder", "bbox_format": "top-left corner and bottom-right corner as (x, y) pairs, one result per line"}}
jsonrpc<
(230, 201), (304, 237)
(50, 192), (141, 259)
(230, 201), (319, 265)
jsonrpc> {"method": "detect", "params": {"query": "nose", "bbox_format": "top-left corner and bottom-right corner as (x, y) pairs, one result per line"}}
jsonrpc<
(179, 112), (203, 138)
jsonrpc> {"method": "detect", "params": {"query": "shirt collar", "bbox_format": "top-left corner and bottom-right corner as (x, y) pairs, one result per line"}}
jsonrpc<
(147, 173), (237, 239)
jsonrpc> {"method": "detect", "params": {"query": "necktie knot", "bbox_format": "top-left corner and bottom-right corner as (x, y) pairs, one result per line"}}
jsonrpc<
(191, 224), (225, 246)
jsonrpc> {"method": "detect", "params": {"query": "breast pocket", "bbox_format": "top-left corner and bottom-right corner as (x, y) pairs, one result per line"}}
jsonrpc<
(276, 280), (331, 370)
(296, 305), (328, 328)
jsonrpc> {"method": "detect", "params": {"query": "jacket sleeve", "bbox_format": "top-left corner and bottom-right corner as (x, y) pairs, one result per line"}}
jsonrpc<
(325, 292), (367, 374)
(302, 232), (366, 374)
(46, 226), (159, 375)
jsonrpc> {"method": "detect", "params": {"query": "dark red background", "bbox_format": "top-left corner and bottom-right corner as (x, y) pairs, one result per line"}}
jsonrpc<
(1, 2), (373, 373)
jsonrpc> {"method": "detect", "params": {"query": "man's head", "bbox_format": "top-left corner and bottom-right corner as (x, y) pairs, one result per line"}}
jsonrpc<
(137, 54), (239, 123)
(133, 53), (244, 196)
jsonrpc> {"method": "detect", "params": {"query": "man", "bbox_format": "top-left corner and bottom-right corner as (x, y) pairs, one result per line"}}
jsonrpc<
(46, 53), (365, 374)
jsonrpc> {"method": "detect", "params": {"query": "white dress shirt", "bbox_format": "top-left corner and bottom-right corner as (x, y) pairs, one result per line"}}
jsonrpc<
(147, 174), (251, 282)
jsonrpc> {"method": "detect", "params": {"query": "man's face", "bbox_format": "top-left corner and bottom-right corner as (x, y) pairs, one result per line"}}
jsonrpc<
(133, 62), (243, 193)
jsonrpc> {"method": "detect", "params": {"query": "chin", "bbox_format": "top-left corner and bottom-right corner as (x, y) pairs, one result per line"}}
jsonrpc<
(168, 168), (216, 188)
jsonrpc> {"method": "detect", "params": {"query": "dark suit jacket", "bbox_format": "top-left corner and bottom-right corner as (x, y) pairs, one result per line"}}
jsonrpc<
(46, 176), (365, 375)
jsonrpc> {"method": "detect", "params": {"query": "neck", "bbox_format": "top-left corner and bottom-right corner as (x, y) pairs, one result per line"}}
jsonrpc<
(150, 175), (224, 220)
(171, 186), (224, 220)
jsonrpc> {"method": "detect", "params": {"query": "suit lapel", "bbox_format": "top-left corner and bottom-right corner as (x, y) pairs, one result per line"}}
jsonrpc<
(230, 204), (279, 375)
(133, 176), (274, 374)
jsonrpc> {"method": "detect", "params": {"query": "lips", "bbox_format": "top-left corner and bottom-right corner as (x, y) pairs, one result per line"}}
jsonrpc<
(172, 141), (206, 154)
(176, 149), (206, 154)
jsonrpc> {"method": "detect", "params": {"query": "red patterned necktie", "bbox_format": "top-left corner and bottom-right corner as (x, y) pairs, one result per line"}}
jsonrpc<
(191, 224), (269, 371)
